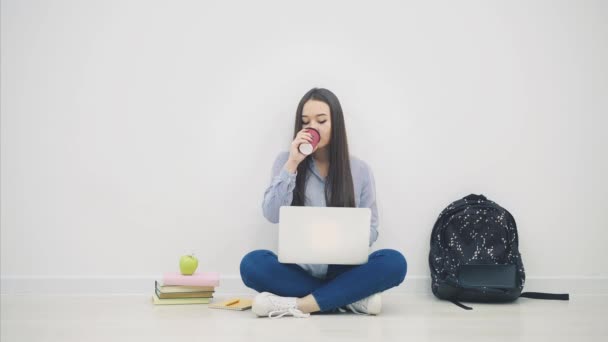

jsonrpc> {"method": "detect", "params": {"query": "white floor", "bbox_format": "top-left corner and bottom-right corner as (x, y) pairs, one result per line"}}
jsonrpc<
(1, 293), (607, 342)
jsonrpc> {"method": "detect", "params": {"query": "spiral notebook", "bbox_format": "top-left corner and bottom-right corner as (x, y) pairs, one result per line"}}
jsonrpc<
(209, 298), (252, 311)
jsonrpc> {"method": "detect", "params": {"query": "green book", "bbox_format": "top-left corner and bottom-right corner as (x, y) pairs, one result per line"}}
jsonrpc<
(152, 293), (212, 305)
(155, 280), (214, 293)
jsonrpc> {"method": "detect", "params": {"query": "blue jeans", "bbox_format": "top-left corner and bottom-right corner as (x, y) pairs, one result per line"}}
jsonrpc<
(239, 249), (407, 312)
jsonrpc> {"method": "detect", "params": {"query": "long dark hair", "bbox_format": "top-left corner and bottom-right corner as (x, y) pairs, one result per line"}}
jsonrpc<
(291, 88), (355, 208)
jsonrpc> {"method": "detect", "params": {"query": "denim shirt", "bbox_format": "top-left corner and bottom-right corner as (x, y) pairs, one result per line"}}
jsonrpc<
(262, 151), (379, 279)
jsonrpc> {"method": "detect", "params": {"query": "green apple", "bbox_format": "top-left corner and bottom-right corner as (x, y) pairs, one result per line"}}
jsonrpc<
(179, 254), (199, 275)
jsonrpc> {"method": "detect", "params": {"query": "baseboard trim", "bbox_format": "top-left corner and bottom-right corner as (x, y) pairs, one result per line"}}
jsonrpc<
(1, 275), (606, 295)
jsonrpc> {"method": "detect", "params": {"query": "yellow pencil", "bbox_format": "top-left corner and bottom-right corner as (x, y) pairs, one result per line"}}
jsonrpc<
(225, 299), (240, 306)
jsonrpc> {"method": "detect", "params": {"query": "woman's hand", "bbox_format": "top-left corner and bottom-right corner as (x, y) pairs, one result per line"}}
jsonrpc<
(284, 128), (315, 173)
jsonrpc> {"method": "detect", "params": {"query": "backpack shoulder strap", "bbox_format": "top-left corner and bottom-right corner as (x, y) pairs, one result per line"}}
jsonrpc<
(520, 292), (570, 300)
(450, 300), (473, 310)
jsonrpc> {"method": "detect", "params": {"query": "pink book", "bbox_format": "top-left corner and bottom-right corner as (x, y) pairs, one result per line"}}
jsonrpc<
(162, 272), (220, 287)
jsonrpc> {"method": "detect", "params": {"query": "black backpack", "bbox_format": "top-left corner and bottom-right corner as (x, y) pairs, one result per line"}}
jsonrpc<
(429, 194), (569, 310)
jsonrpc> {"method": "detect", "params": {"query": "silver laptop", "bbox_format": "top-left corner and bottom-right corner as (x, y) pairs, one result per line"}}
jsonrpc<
(278, 206), (372, 265)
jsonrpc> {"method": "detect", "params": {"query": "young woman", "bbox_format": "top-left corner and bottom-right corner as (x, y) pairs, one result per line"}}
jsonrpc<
(240, 88), (407, 318)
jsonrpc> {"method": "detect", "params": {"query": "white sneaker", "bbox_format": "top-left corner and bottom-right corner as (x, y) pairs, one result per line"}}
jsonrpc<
(340, 293), (382, 315)
(252, 292), (310, 319)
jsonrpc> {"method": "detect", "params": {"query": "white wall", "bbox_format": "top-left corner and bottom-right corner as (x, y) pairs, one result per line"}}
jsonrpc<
(2, 0), (607, 294)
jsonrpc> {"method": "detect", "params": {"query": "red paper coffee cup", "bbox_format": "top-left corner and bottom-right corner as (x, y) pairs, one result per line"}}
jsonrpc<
(298, 128), (320, 155)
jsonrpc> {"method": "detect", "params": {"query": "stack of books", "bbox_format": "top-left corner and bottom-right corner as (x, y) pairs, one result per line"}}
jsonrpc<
(152, 272), (220, 305)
